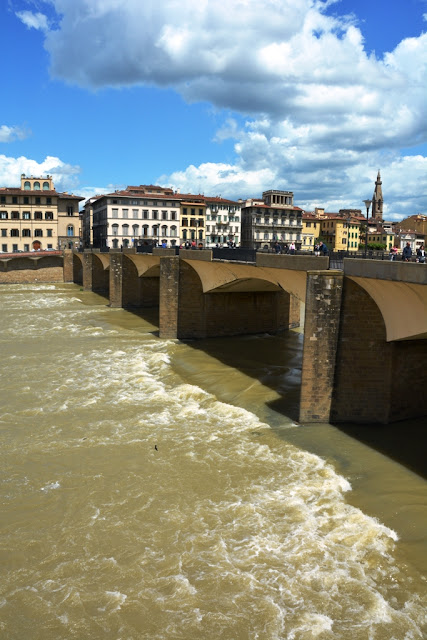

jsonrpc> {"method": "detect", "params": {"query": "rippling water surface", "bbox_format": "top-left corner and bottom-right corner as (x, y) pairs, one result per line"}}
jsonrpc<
(1, 284), (426, 639)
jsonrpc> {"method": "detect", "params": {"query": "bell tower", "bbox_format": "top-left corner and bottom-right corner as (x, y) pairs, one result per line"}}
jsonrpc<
(371, 170), (383, 220)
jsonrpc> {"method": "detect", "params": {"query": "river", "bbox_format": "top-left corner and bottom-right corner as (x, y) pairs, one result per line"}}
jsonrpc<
(0, 283), (426, 639)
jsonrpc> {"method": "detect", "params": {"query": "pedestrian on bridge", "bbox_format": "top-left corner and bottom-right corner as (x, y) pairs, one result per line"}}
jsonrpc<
(402, 242), (412, 262)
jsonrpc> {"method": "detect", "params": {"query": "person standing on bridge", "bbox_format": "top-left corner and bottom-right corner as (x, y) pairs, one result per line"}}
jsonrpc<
(416, 244), (426, 263)
(289, 242), (296, 255)
(319, 241), (328, 255)
(402, 242), (412, 262)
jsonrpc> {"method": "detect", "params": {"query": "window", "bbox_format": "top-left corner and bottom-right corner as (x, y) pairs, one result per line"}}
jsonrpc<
(43, 182), (50, 190)
(161, 225), (167, 236)
(11, 211), (19, 220)
(132, 224), (139, 236)
(0, 195), (5, 203)
(24, 244), (30, 251)
(162, 211), (168, 220)
(183, 208), (187, 215)
(143, 210), (148, 219)
(12, 196), (17, 204)
(152, 210), (158, 220)
(47, 229), (53, 237)
(198, 218), (204, 228)
(46, 197), (51, 205)
(0, 211), (8, 219)
(122, 209), (129, 218)
(170, 226), (177, 237)
(112, 208), (119, 218)
(22, 229), (31, 237)
(34, 182), (40, 190)
(182, 218), (188, 227)
(67, 206), (74, 216)
(112, 224), (119, 236)
(45, 212), (53, 220)
(122, 224), (129, 236)
(142, 225), (149, 237)
(10, 229), (19, 237)
(24, 181), (31, 190)
(23, 196), (29, 204)
(132, 209), (139, 219)
(67, 225), (74, 237)
(2, 244), (7, 252)
(1, 229), (6, 236)
(35, 197), (41, 204)
(34, 211), (42, 220)
(112, 238), (119, 248)
(34, 229), (43, 237)
(23, 211), (30, 220)
(12, 244), (18, 252)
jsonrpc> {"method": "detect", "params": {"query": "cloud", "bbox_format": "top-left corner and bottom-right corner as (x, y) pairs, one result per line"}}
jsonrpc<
(13, 0), (427, 218)
(0, 125), (30, 143)
(0, 154), (81, 193)
(16, 11), (49, 32)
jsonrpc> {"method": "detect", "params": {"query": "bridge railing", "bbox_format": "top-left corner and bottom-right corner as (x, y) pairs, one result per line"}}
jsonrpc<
(212, 247), (256, 262)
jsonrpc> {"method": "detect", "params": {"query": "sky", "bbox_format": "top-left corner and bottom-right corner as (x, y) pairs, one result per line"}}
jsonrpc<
(1, 0), (426, 220)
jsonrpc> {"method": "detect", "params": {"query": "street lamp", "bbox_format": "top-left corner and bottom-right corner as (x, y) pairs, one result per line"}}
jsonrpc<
(363, 199), (371, 258)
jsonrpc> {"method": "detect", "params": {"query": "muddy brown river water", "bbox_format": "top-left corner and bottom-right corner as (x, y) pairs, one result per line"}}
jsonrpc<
(0, 283), (426, 639)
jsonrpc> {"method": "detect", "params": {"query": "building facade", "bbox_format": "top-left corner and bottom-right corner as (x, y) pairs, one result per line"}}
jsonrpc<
(205, 197), (241, 247)
(86, 185), (181, 249)
(241, 190), (303, 250)
(319, 215), (361, 252)
(0, 174), (82, 252)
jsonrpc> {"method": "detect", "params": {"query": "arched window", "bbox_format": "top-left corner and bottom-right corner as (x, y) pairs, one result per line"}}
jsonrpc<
(142, 225), (149, 237)
(34, 182), (40, 190)
(123, 238), (129, 248)
(182, 229), (187, 240)
(67, 225), (74, 237)
(152, 225), (159, 237)
(122, 224), (129, 236)
(24, 181), (31, 190)
(170, 225), (177, 237)
(43, 182), (50, 190)
(112, 238), (119, 248)
(161, 225), (168, 236)
(132, 224), (139, 236)
(112, 224), (119, 236)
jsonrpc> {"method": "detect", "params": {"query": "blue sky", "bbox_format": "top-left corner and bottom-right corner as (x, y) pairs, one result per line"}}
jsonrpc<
(1, 0), (426, 220)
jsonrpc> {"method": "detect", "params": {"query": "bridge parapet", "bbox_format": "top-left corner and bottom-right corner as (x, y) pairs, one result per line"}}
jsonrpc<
(257, 253), (329, 271)
(344, 258), (427, 284)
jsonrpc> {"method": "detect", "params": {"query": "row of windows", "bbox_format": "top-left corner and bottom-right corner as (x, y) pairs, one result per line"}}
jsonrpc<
(1, 243), (54, 252)
(0, 196), (53, 205)
(110, 208), (178, 221)
(207, 215), (240, 222)
(23, 181), (51, 190)
(1, 226), (74, 237)
(111, 224), (179, 237)
(254, 218), (301, 225)
(0, 211), (54, 220)
(255, 232), (302, 240)
(181, 218), (204, 228)
(2, 229), (53, 237)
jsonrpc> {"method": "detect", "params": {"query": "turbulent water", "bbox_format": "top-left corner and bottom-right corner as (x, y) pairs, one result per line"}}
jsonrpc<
(0, 283), (426, 639)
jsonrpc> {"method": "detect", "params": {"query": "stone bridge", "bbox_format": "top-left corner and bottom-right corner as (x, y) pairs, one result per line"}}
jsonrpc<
(5, 249), (427, 425)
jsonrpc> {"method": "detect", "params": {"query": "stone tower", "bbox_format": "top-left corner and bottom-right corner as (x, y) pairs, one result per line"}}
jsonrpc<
(371, 170), (383, 220)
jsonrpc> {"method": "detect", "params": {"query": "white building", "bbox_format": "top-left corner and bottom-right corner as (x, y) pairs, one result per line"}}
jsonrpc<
(205, 197), (241, 247)
(85, 185), (181, 249)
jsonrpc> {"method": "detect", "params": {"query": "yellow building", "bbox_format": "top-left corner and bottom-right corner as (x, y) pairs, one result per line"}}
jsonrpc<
(302, 213), (321, 251)
(320, 216), (360, 252)
(180, 197), (206, 246)
(0, 174), (83, 252)
(367, 231), (395, 249)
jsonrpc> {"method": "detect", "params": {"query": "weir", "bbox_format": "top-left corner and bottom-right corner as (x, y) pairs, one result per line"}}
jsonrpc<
(1, 250), (426, 425)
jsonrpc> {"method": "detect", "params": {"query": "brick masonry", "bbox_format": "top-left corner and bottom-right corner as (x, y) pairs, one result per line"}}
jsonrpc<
(159, 257), (294, 340)
(299, 270), (344, 423)
(331, 277), (427, 423)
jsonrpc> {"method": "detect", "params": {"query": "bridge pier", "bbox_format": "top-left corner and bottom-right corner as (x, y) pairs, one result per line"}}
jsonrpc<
(299, 270), (344, 423)
(109, 251), (159, 308)
(63, 250), (74, 282)
(82, 250), (109, 293)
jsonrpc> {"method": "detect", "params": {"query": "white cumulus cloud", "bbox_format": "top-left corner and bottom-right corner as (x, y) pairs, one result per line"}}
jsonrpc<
(16, 11), (49, 32)
(11, 0), (427, 218)
(0, 125), (30, 143)
(0, 154), (81, 193)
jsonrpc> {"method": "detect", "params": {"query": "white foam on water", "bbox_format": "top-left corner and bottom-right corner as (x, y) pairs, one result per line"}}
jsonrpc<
(40, 481), (60, 492)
